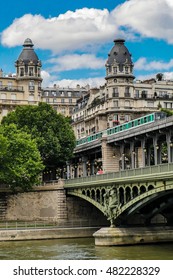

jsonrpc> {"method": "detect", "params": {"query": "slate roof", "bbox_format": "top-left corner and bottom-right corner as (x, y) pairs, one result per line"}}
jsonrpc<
(17, 38), (40, 64)
(106, 39), (133, 71)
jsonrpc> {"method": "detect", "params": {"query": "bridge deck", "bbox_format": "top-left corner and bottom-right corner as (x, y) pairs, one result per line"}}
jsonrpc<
(64, 163), (173, 188)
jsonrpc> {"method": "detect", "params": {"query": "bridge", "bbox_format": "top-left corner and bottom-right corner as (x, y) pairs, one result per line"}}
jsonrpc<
(64, 163), (173, 228)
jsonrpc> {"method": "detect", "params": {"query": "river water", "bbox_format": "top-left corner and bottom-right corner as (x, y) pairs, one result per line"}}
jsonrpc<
(0, 238), (173, 260)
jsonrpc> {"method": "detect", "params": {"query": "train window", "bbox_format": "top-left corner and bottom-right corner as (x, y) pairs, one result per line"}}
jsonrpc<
(128, 122), (132, 128)
(119, 126), (122, 131)
(131, 121), (134, 127)
(138, 119), (141, 125)
(144, 117), (147, 123)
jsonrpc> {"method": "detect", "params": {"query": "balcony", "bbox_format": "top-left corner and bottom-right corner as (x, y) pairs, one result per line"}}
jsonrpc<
(0, 86), (23, 92)
(28, 86), (35, 92)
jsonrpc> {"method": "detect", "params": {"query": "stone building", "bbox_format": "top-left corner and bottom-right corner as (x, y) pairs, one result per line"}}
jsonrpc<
(0, 38), (88, 121)
(41, 84), (89, 117)
(68, 39), (173, 178)
(0, 38), (42, 120)
(71, 39), (173, 140)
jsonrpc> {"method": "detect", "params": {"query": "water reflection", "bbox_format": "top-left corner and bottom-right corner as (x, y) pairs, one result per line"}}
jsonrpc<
(0, 238), (173, 260)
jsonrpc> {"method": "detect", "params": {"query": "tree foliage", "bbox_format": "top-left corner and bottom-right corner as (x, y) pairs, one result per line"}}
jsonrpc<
(160, 108), (173, 117)
(2, 103), (76, 178)
(0, 124), (44, 191)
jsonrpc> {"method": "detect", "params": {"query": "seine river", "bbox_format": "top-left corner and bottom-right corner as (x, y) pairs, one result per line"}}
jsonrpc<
(0, 238), (173, 260)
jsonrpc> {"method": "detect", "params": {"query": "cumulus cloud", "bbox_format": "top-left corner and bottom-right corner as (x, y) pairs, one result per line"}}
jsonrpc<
(41, 70), (105, 88)
(1, 8), (117, 52)
(47, 54), (106, 72)
(135, 57), (173, 71)
(2, 1), (173, 52)
(113, 0), (173, 43)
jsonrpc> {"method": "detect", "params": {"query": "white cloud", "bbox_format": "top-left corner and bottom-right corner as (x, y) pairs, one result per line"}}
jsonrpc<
(1, 8), (117, 52)
(41, 70), (105, 88)
(135, 57), (173, 71)
(113, 0), (173, 43)
(162, 71), (173, 80)
(2, 1), (173, 53)
(53, 78), (105, 88)
(47, 54), (106, 72)
(136, 71), (173, 81)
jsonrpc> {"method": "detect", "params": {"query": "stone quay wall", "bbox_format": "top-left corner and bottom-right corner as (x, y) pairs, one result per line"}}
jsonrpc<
(0, 181), (108, 226)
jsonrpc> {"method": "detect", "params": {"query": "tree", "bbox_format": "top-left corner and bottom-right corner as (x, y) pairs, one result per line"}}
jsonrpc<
(0, 124), (44, 191)
(2, 103), (76, 180)
(156, 73), (163, 81)
(161, 108), (173, 116)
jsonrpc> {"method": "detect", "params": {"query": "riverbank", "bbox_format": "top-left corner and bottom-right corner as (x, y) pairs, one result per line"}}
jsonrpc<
(0, 227), (100, 242)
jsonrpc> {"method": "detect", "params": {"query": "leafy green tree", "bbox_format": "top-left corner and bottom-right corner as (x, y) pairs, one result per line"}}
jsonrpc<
(0, 124), (44, 191)
(161, 108), (173, 116)
(2, 103), (76, 179)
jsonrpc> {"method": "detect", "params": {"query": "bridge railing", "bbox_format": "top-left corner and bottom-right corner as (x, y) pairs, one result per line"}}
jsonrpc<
(65, 163), (173, 187)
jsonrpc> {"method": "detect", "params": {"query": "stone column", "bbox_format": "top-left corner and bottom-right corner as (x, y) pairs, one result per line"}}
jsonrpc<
(120, 144), (125, 170)
(138, 138), (146, 168)
(166, 132), (173, 163)
(153, 135), (161, 165)
(130, 141), (135, 169)
(66, 161), (70, 179)
(101, 135), (120, 173)
(82, 156), (88, 177)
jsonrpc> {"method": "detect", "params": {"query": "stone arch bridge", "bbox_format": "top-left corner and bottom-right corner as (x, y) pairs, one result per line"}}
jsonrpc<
(64, 163), (173, 227)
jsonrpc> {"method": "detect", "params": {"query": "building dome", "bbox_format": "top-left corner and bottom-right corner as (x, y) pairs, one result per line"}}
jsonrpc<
(15, 38), (42, 79)
(106, 39), (133, 71)
(17, 38), (40, 65)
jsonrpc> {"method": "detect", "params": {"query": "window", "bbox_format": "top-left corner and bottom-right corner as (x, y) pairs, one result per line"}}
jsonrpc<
(69, 98), (72, 103)
(164, 102), (172, 109)
(28, 81), (35, 91)
(125, 86), (130, 97)
(20, 68), (24, 76)
(113, 100), (119, 107)
(8, 82), (12, 89)
(11, 94), (16, 100)
(29, 67), (34, 76)
(61, 108), (66, 114)
(135, 90), (139, 98)
(1, 93), (6, 99)
(113, 87), (119, 97)
(125, 115), (130, 122)
(61, 98), (65, 103)
(113, 67), (117, 74)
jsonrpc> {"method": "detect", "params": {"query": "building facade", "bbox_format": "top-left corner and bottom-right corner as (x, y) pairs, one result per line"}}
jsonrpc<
(69, 39), (173, 178)
(0, 38), (88, 121)
(72, 39), (173, 140)
(0, 38), (42, 120)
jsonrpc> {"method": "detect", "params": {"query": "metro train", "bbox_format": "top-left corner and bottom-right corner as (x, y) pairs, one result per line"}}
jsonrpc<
(76, 112), (167, 146)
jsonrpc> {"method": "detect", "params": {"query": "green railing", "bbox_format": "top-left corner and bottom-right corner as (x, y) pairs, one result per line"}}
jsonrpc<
(0, 219), (101, 230)
(64, 163), (173, 188)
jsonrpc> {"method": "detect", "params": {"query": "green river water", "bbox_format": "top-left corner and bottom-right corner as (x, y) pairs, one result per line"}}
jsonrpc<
(0, 238), (173, 260)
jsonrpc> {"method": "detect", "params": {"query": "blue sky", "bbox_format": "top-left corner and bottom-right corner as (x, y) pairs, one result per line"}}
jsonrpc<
(1, 0), (173, 87)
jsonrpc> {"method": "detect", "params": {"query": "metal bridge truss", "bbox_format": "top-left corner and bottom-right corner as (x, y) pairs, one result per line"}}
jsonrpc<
(65, 163), (173, 227)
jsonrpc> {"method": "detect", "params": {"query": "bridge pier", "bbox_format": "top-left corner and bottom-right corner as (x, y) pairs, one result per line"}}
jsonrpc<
(93, 226), (173, 246)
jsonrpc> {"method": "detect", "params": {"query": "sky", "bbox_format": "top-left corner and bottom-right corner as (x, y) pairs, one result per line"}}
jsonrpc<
(1, 0), (173, 88)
